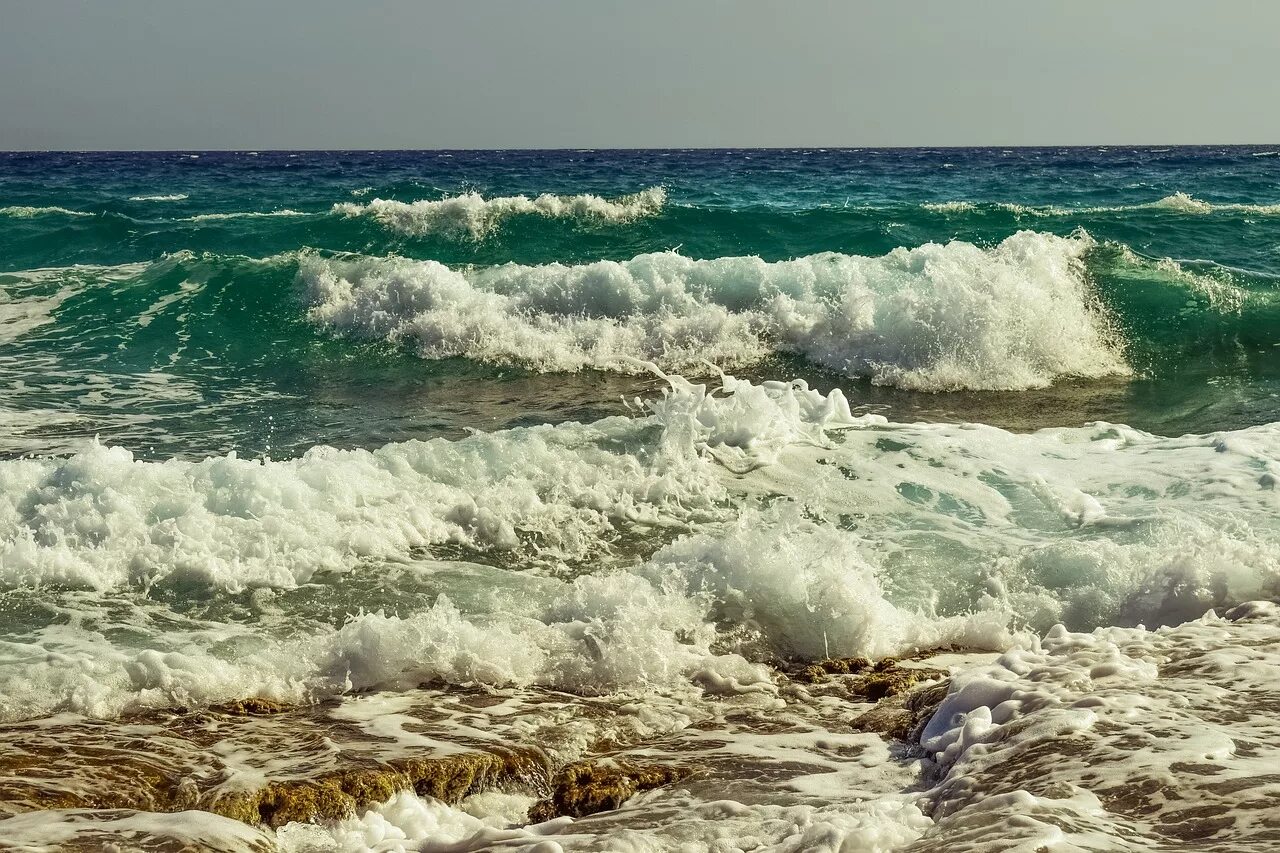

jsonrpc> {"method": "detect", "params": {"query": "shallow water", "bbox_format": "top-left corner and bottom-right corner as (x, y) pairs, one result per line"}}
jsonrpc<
(2, 148), (1279, 850)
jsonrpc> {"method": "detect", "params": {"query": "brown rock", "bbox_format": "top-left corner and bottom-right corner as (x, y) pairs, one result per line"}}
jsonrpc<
(851, 677), (952, 741)
(526, 760), (688, 823)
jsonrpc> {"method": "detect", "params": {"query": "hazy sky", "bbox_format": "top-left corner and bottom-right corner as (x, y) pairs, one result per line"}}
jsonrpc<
(2, 0), (1277, 149)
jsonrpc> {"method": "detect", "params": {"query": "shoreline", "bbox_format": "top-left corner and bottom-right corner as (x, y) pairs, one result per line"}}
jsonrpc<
(2, 602), (1276, 849)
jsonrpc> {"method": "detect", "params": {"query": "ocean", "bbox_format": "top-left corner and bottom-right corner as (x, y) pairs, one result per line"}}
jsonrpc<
(1, 148), (1278, 851)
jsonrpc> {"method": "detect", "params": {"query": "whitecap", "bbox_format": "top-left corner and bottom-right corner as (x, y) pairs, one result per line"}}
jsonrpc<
(128, 193), (189, 202)
(333, 187), (667, 239)
(0, 205), (93, 218)
(302, 230), (1129, 391)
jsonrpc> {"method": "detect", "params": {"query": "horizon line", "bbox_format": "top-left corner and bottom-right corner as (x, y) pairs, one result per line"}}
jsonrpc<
(3, 143), (1279, 155)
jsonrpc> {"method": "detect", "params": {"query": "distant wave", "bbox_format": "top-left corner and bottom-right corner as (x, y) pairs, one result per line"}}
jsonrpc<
(0, 205), (93, 218)
(302, 230), (1128, 391)
(1136, 192), (1280, 214)
(333, 186), (667, 239)
(920, 201), (980, 213)
(182, 209), (310, 222)
(922, 192), (1280, 217)
(2, 203), (312, 222)
(128, 193), (189, 202)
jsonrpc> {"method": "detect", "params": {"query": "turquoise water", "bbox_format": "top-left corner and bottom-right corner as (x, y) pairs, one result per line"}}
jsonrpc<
(4, 148), (1280, 849)
(3, 148), (1280, 460)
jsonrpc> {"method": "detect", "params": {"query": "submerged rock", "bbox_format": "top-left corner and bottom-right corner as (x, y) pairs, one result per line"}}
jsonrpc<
(215, 749), (548, 828)
(794, 656), (874, 683)
(527, 759), (689, 823)
(851, 678), (952, 741)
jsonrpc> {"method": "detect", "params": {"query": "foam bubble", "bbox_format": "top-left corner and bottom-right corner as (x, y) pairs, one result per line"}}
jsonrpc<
(332, 187), (666, 239)
(276, 790), (539, 853)
(0, 424), (715, 591)
(303, 230), (1128, 391)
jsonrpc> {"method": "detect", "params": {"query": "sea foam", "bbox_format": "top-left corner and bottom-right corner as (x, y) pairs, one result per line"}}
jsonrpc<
(184, 209), (310, 222)
(922, 192), (1280, 218)
(912, 603), (1280, 850)
(260, 603), (1280, 853)
(128, 193), (190, 202)
(302, 230), (1128, 391)
(0, 205), (94, 218)
(5, 372), (1280, 721)
(332, 186), (666, 239)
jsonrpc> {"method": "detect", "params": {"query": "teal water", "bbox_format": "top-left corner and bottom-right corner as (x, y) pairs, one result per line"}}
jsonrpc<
(3, 148), (1280, 460)
(4, 149), (1280, 849)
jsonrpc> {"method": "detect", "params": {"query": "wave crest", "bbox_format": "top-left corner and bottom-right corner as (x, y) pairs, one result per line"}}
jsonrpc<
(184, 209), (309, 222)
(302, 231), (1129, 391)
(0, 205), (94, 218)
(332, 186), (666, 239)
(128, 194), (189, 202)
(922, 192), (1280, 217)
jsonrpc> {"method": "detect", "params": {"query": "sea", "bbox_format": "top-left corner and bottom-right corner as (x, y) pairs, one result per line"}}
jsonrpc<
(1, 148), (1278, 851)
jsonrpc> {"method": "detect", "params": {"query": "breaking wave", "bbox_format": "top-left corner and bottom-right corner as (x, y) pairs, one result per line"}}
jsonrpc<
(0, 205), (94, 218)
(332, 186), (667, 239)
(128, 194), (189, 202)
(302, 230), (1128, 391)
(923, 192), (1280, 217)
(183, 209), (310, 222)
(3, 370), (1280, 719)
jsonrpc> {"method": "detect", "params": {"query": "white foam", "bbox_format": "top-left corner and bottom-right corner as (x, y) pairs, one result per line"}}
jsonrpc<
(128, 193), (189, 202)
(0, 416), (721, 590)
(913, 603), (1280, 850)
(0, 371), (884, 595)
(184, 209), (310, 222)
(303, 230), (1128, 391)
(0, 378), (859, 717)
(277, 790), (541, 853)
(0, 285), (79, 343)
(278, 790), (933, 853)
(755, 416), (1280, 633)
(1146, 190), (1215, 213)
(0, 808), (273, 852)
(923, 193), (1280, 217)
(1109, 242), (1253, 313)
(920, 201), (978, 213)
(332, 186), (666, 239)
(0, 205), (93, 218)
(1140, 191), (1279, 214)
(641, 506), (1009, 661)
(8, 370), (1280, 722)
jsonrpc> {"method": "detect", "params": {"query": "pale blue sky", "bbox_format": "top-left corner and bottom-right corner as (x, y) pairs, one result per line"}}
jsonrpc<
(2, 0), (1277, 149)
